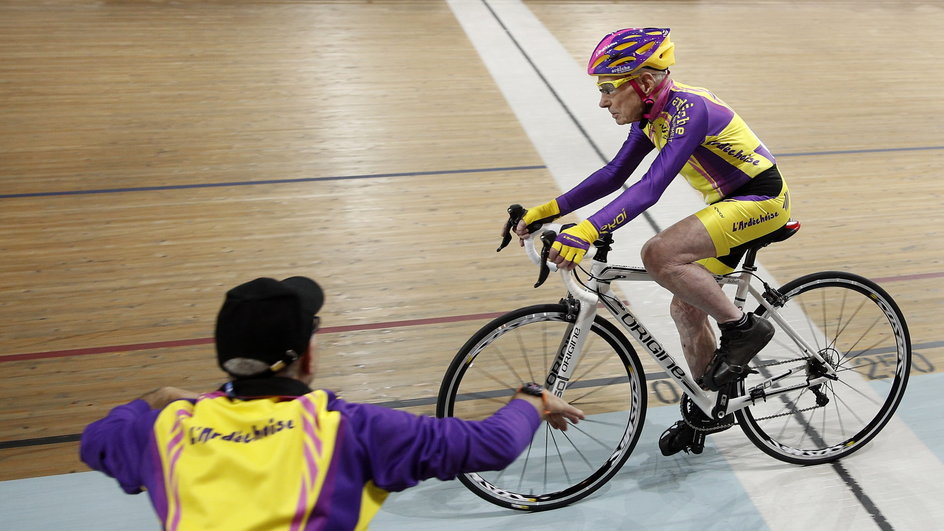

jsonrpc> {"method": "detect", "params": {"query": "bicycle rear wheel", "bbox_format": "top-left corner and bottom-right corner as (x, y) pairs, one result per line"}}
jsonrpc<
(437, 303), (646, 511)
(737, 271), (911, 464)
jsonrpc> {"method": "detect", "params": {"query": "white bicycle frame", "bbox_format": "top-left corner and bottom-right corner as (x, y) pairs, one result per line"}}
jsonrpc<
(522, 228), (838, 419)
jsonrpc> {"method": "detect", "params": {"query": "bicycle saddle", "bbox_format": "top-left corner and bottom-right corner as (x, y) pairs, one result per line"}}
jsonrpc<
(748, 219), (801, 250)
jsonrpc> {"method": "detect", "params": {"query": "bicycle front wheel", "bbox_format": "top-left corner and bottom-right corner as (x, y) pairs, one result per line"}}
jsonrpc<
(437, 303), (646, 511)
(738, 271), (911, 465)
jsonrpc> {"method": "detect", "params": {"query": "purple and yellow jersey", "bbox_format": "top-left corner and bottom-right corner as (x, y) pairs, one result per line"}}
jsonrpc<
(80, 378), (541, 530)
(556, 80), (778, 233)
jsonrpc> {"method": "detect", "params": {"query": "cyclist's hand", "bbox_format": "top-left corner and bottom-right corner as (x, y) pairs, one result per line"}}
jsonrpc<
(548, 220), (599, 270)
(513, 199), (561, 244)
(542, 393), (585, 431)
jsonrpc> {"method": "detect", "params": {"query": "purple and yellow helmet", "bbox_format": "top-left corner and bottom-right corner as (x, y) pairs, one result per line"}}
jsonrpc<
(587, 28), (675, 76)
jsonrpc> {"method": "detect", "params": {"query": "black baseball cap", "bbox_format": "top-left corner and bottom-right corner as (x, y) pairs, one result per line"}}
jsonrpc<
(215, 276), (324, 378)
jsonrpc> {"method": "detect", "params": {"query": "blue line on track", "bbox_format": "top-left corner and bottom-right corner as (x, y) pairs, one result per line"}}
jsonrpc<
(3, 145), (942, 200)
(777, 145), (944, 157)
(0, 165), (546, 199)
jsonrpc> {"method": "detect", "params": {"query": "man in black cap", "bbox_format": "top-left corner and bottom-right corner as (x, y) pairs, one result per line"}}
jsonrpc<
(81, 276), (584, 530)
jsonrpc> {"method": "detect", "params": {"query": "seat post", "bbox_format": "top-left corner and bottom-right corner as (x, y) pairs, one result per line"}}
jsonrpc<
(731, 248), (759, 311)
(730, 220), (799, 310)
(741, 247), (759, 270)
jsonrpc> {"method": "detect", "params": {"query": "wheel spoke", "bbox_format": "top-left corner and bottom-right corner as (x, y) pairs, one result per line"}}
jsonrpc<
(438, 306), (646, 510)
(739, 274), (910, 465)
(492, 339), (527, 385)
(512, 326), (536, 383)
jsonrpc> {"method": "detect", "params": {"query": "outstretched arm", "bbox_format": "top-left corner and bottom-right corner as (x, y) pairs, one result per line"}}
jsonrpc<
(340, 392), (584, 492)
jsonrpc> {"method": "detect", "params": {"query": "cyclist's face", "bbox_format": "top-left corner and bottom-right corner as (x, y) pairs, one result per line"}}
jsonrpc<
(597, 75), (645, 125)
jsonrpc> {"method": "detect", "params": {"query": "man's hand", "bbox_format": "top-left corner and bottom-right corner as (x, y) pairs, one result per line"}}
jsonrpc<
(548, 220), (600, 270)
(541, 393), (586, 431)
(512, 199), (561, 243)
(513, 389), (585, 431)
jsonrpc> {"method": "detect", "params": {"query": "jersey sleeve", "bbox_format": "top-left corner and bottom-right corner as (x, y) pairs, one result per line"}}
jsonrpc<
(555, 124), (653, 216)
(338, 398), (541, 492)
(79, 399), (162, 494)
(587, 98), (710, 233)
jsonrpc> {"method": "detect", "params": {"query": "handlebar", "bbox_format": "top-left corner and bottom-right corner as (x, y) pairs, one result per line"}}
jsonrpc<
(497, 204), (561, 287)
(497, 204), (550, 253)
(497, 204), (597, 299)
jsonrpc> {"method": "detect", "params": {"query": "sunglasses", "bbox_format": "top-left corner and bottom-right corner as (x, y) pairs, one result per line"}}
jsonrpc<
(597, 75), (641, 95)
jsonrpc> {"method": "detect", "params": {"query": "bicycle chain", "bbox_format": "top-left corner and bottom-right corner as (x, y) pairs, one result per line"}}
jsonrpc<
(748, 357), (833, 421)
(680, 356), (821, 428)
(755, 357), (807, 368)
(681, 393), (824, 426)
(752, 403), (825, 421)
(674, 354), (831, 428)
(754, 358), (825, 420)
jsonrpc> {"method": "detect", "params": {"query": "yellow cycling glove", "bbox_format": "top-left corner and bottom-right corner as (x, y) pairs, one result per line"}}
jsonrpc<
(552, 220), (600, 265)
(522, 199), (561, 229)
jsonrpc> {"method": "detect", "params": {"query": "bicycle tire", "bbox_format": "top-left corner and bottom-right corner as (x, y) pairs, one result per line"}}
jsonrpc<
(737, 271), (911, 465)
(437, 303), (646, 511)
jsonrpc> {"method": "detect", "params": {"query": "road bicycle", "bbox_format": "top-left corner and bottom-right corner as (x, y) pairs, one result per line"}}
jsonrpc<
(436, 205), (911, 511)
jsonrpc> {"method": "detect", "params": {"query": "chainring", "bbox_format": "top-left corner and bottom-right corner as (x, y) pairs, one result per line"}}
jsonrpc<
(680, 393), (735, 433)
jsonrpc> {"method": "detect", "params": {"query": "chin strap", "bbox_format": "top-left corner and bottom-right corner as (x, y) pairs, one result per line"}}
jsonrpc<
(629, 70), (671, 121)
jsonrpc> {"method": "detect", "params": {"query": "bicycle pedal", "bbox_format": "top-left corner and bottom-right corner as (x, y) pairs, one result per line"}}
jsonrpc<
(660, 411), (720, 457)
(687, 431), (706, 455)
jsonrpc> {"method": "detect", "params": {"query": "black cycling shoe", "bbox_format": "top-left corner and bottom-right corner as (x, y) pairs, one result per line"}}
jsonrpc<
(659, 420), (706, 456)
(659, 394), (734, 456)
(702, 313), (774, 391)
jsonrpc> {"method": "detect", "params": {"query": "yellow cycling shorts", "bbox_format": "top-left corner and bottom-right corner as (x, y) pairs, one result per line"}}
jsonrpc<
(695, 177), (791, 275)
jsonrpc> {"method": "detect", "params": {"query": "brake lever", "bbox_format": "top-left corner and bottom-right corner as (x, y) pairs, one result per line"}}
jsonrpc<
(497, 204), (527, 252)
(534, 230), (557, 288)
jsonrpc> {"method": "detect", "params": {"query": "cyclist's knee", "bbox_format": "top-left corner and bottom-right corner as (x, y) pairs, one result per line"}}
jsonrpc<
(641, 235), (669, 272)
(642, 232), (694, 273)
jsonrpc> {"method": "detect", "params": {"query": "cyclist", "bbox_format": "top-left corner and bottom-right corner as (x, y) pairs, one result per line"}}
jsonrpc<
(512, 28), (791, 455)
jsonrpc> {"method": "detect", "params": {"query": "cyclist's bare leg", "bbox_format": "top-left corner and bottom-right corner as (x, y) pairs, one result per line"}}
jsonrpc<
(669, 296), (716, 379)
(644, 214), (775, 392)
(642, 216), (753, 455)
(640, 215), (741, 324)
(661, 296), (727, 457)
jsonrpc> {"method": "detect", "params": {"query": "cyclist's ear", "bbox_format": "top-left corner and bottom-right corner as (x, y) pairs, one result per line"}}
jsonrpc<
(297, 349), (316, 382)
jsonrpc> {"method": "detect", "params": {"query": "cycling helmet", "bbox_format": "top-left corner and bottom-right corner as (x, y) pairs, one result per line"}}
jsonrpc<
(587, 28), (675, 76)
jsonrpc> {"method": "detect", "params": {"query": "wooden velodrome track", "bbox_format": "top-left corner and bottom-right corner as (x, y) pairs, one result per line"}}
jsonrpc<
(1, 0), (942, 523)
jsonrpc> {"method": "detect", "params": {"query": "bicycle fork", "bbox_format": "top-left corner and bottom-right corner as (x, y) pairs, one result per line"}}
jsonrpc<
(544, 294), (598, 398)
